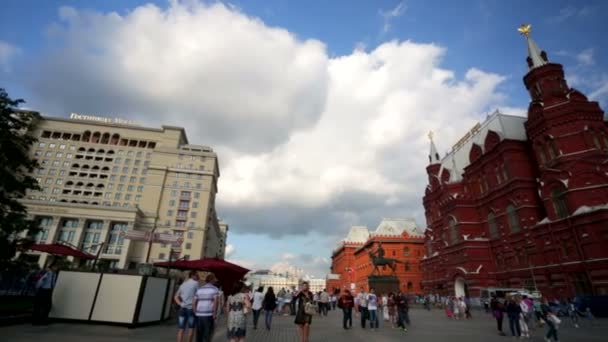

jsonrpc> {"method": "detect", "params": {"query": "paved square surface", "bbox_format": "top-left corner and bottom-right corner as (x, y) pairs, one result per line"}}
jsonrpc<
(1, 308), (606, 341)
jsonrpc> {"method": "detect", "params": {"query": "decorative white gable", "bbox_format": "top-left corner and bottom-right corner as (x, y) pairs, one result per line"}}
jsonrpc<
(343, 225), (370, 243)
(373, 218), (423, 237)
(438, 111), (527, 183)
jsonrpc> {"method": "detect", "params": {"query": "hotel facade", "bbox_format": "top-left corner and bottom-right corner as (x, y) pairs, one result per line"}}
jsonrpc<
(21, 114), (227, 269)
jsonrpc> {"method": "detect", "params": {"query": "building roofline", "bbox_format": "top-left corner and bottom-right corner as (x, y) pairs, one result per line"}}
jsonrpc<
(40, 115), (188, 142)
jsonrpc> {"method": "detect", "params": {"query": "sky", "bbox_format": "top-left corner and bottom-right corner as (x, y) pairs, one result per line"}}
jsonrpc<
(1, 0), (607, 277)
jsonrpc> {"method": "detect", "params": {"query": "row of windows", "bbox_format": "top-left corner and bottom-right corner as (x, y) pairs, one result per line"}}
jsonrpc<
(28, 197), (138, 208)
(171, 172), (206, 180)
(40, 130), (157, 149)
(167, 210), (198, 218)
(168, 200), (199, 208)
(113, 158), (150, 167)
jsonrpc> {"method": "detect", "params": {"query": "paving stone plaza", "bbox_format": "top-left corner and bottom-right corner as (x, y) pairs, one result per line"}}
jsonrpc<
(1, 308), (606, 342)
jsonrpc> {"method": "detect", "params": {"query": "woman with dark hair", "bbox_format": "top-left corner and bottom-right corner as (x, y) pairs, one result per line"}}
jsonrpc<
(263, 286), (278, 330)
(294, 281), (314, 342)
(227, 281), (250, 342)
(338, 289), (354, 329)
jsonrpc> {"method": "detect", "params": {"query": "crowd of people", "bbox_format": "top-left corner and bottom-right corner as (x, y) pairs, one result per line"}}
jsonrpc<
(173, 272), (597, 342)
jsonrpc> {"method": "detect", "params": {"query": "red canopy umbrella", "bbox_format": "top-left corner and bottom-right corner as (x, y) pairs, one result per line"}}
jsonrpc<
(154, 258), (249, 292)
(28, 243), (95, 260)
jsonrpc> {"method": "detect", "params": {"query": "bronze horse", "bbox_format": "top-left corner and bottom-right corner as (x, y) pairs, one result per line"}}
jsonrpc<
(368, 250), (402, 275)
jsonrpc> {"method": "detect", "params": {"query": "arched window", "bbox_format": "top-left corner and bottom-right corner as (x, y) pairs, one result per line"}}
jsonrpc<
(405, 262), (411, 271)
(507, 204), (520, 233)
(449, 217), (459, 244)
(488, 212), (499, 239)
(551, 186), (569, 219)
(403, 247), (410, 256)
(407, 282), (413, 291)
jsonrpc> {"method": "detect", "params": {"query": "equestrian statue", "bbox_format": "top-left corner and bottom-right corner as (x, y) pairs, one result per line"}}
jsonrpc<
(368, 243), (402, 275)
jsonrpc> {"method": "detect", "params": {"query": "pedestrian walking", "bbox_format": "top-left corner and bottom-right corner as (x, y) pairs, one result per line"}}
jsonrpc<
(294, 281), (314, 342)
(251, 286), (264, 329)
(32, 264), (58, 326)
(284, 289), (293, 316)
(519, 295), (531, 338)
(506, 296), (522, 337)
(541, 298), (560, 342)
(193, 274), (220, 342)
(453, 297), (461, 320)
(331, 292), (337, 310)
(319, 289), (330, 316)
(464, 297), (472, 318)
(367, 288), (379, 331)
(381, 293), (389, 321)
(567, 298), (580, 328)
(226, 281), (250, 342)
(387, 293), (396, 328)
(338, 289), (354, 329)
(262, 287), (277, 330)
(174, 271), (200, 342)
(355, 287), (369, 329)
(276, 288), (286, 314)
(396, 291), (410, 332)
(290, 286), (297, 316)
(490, 295), (506, 335)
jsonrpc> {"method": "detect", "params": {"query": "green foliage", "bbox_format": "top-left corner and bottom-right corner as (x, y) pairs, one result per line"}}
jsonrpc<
(0, 88), (42, 268)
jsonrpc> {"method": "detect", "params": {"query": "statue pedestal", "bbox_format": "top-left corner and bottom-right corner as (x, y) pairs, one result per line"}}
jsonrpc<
(368, 275), (400, 294)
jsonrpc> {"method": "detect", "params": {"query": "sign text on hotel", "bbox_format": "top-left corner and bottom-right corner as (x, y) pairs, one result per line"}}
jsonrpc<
(70, 113), (140, 126)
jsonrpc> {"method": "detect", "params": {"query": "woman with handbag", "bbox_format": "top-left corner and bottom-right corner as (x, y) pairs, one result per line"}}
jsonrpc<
(294, 281), (314, 342)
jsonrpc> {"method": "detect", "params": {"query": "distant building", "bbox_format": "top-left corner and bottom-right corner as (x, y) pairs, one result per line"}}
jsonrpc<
(331, 219), (425, 294)
(247, 270), (299, 291)
(421, 31), (608, 300)
(19, 114), (226, 269)
(304, 277), (327, 293)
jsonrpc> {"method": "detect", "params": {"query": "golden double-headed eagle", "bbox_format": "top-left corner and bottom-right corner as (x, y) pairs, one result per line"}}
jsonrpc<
(518, 24), (532, 37)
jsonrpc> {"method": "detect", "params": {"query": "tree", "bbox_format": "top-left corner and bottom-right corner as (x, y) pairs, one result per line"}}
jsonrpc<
(0, 88), (41, 268)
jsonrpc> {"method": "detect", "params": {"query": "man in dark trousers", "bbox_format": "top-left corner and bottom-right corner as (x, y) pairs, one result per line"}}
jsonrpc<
(32, 264), (58, 325)
(396, 291), (410, 332)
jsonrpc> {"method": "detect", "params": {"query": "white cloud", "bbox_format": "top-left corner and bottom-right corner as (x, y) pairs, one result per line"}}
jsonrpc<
(547, 6), (592, 23)
(379, 1), (407, 33)
(576, 48), (594, 66)
(0, 41), (20, 72)
(24, 1), (512, 240)
(589, 82), (608, 102)
(270, 253), (330, 277)
(225, 244), (235, 257)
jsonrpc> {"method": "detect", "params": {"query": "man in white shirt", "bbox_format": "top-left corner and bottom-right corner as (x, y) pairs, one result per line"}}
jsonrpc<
(32, 264), (58, 325)
(251, 286), (265, 329)
(367, 288), (379, 330)
(283, 290), (293, 316)
(356, 287), (369, 329)
(174, 271), (200, 342)
(193, 274), (219, 342)
(320, 289), (330, 316)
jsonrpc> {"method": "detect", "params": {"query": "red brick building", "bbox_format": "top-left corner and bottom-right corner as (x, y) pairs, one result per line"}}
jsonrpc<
(331, 219), (425, 294)
(421, 31), (608, 302)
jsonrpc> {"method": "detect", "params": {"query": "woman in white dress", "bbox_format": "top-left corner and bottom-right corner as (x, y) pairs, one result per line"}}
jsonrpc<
(381, 294), (389, 321)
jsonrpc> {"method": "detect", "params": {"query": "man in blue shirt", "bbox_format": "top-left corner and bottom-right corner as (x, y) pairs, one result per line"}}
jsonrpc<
(174, 270), (200, 342)
(32, 264), (58, 325)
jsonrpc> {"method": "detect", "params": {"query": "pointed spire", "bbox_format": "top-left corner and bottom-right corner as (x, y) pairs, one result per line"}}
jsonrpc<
(428, 131), (440, 164)
(518, 24), (548, 69)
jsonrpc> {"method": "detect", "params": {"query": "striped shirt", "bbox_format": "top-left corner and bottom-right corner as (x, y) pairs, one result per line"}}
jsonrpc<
(194, 283), (219, 317)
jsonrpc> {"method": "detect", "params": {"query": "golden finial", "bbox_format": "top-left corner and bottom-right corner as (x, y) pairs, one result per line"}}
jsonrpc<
(518, 24), (532, 38)
(428, 130), (434, 141)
